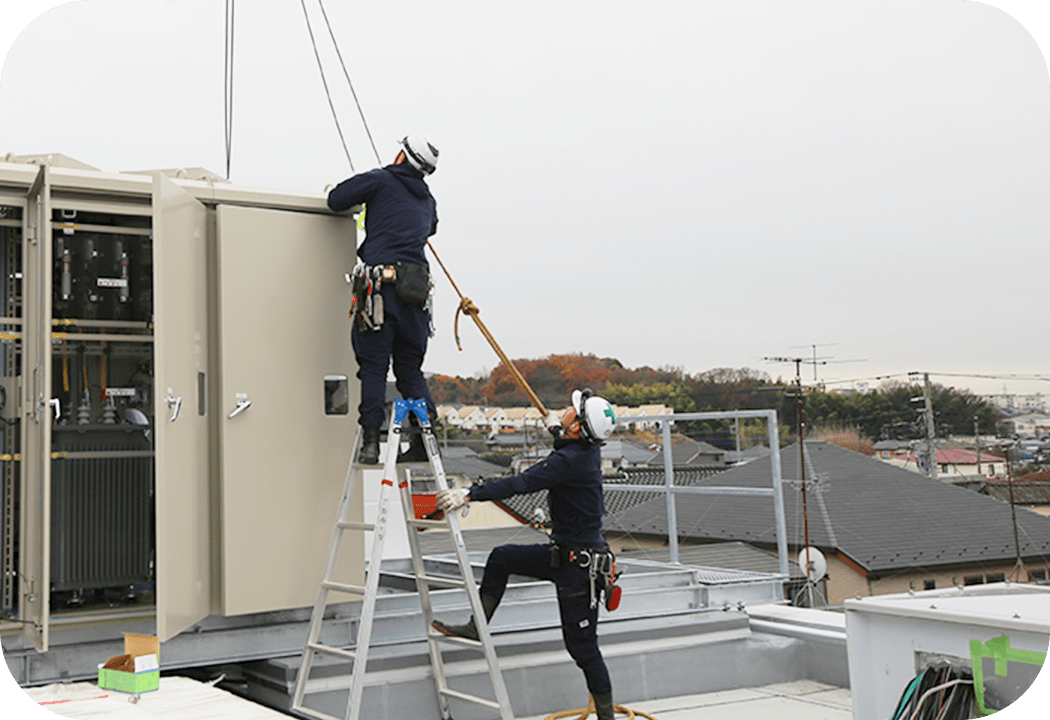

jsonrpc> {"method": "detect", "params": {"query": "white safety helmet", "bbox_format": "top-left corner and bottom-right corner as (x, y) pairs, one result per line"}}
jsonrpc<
(571, 389), (616, 445)
(399, 134), (439, 175)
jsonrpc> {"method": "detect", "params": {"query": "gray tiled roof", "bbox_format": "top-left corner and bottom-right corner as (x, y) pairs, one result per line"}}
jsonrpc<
(420, 446), (507, 480)
(608, 441), (1050, 574)
(485, 466), (725, 525)
(416, 525), (552, 556)
(983, 481), (1050, 505)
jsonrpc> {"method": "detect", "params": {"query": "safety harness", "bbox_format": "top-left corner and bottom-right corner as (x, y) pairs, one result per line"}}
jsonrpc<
(348, 261), (434, 334)
(550, 544), (623, 611)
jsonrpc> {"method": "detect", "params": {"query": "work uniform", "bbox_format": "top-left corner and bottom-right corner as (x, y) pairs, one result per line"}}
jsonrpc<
(327, 163), (439, 427)
(469, 437), (612, 697)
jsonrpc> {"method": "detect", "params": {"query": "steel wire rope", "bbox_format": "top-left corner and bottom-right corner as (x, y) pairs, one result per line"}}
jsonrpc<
(298, 0), (355, 171)
(314, 0), (382, 165)
(224, 0), (235, 178)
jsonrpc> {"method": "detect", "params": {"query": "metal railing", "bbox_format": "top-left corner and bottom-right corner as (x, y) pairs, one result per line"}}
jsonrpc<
(612, 409), (788, 575)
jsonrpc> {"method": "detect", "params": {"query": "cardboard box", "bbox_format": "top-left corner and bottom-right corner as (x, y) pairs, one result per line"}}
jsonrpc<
(97, 633), (159, 694)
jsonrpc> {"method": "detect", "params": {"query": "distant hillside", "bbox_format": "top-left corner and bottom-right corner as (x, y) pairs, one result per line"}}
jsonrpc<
(429, 355), (1002, 446)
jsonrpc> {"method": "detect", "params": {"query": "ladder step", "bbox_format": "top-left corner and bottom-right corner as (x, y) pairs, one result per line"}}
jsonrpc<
(406, 518), (446, 529)
(438, 688), (502, 710)
(307, 642), (357, 662)
(291, 704), (343, 720)
(321, 580), (367, 595)
(428, 630), (483, 649)
(337, 520), (375, 531)
(418, 574), (466, 589)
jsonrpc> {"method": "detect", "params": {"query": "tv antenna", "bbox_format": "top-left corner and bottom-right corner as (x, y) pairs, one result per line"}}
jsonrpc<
(763, 354), (814, 606)
(787, 342), (866, 385)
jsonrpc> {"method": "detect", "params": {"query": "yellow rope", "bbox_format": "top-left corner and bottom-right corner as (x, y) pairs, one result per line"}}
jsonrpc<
(543, 695), (659, 720)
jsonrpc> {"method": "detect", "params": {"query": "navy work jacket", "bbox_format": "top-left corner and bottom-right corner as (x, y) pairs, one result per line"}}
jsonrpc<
(327, 163), (438, 267)
(470, 438), (606, 548)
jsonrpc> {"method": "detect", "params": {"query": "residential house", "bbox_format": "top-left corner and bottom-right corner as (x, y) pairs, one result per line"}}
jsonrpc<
(870, 439), (911, 459)
(882, 446), (1006, 479)
(482, 407), (508, 433)
(435, 405), (462, 429)
(983, 469), (1050, 518)
(600, 439), (659, 470)
(614, 404), (672, 432)
(501, 406), (544, 432)
(605, 442), (1050, 605)
(453, 405), (488, 431)
(645, 436), (727, 467)
(1010, 412), (1050, 438)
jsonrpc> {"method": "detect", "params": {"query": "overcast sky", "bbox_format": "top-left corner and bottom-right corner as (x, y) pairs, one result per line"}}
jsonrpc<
(1, 0), (1049, 403)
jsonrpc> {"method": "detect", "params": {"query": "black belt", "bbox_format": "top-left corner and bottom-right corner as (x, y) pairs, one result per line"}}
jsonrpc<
(551, 543), (611, 568)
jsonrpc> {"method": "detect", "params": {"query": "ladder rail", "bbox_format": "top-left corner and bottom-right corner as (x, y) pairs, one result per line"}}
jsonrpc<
(398, 464), (454, 720)
(344, 442), (400, 717)
(406, 405), (514, 720)
(291, 429), (364, 711)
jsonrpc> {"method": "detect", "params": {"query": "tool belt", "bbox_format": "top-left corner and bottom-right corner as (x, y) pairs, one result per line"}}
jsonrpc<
(348, 262), (433, 332)
(549, 543), (623, 611)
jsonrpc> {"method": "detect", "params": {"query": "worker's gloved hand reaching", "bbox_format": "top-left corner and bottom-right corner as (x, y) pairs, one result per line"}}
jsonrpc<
(436, 487), (470, 514)
(545, 411), (562, 438)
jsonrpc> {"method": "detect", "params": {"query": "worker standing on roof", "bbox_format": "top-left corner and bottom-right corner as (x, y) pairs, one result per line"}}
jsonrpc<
(328, 134), (440, 464)
(432, 390), (620, 720)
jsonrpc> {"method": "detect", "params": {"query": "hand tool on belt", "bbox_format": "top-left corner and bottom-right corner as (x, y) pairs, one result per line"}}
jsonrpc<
(550, 544), (623, 611)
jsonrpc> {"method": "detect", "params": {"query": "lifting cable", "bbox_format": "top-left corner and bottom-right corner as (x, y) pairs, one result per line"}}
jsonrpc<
(224, 0), (235, 179)
(298, 0), (355, 172)
(297, 0), (383, 170)
(313, 0), (381, 165)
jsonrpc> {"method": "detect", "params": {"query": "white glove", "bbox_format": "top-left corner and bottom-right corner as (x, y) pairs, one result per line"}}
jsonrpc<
(544, 411), (561, 431)
(436, 487), (470, 513)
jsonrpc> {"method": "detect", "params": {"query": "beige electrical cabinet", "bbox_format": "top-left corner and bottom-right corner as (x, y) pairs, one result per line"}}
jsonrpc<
(0, 156), (362, 652)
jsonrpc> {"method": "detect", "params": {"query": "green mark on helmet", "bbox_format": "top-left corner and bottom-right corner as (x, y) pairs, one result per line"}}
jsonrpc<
(605, 406), (616, 422)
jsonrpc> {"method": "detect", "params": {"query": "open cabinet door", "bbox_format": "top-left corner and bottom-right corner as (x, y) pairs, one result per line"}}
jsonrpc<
(215, 204), (358, 617)
(152, 175), (211, 642)
(19, 165), (52, 652)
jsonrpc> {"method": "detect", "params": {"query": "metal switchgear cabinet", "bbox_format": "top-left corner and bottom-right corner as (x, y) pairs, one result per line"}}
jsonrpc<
(0, 156), (363, 655)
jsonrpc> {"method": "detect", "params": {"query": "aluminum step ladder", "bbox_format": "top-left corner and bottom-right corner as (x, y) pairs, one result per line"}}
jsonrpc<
(291, 397), (515, 720)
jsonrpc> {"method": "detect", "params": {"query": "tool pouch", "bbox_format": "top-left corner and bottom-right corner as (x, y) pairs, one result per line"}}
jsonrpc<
(596, 553), (622, 612)
(350, 266), (383, 331)
(394, 262), (431, 308)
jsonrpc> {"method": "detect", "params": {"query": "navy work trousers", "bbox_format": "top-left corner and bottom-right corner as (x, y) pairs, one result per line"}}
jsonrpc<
(351, 285), (436, 427)
(481, 544), (611, 695)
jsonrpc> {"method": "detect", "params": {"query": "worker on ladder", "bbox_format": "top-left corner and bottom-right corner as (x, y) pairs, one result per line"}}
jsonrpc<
(433, 389), (619, 720)
(328, 134), (440, 464)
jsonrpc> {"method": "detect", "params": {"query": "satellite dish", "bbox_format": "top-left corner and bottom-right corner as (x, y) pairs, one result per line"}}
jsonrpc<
(798, 547), (827, 582)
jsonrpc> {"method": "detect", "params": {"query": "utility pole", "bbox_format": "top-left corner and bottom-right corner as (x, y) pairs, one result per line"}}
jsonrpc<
(974, 417), (982, 477)
(1004, 444), (1026, 582)
(923, 373), (937, 479)
(765, 355), (812, 602)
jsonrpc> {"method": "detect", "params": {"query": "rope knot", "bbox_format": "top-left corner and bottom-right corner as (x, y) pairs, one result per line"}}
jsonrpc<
(454, 297), (481, 351)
